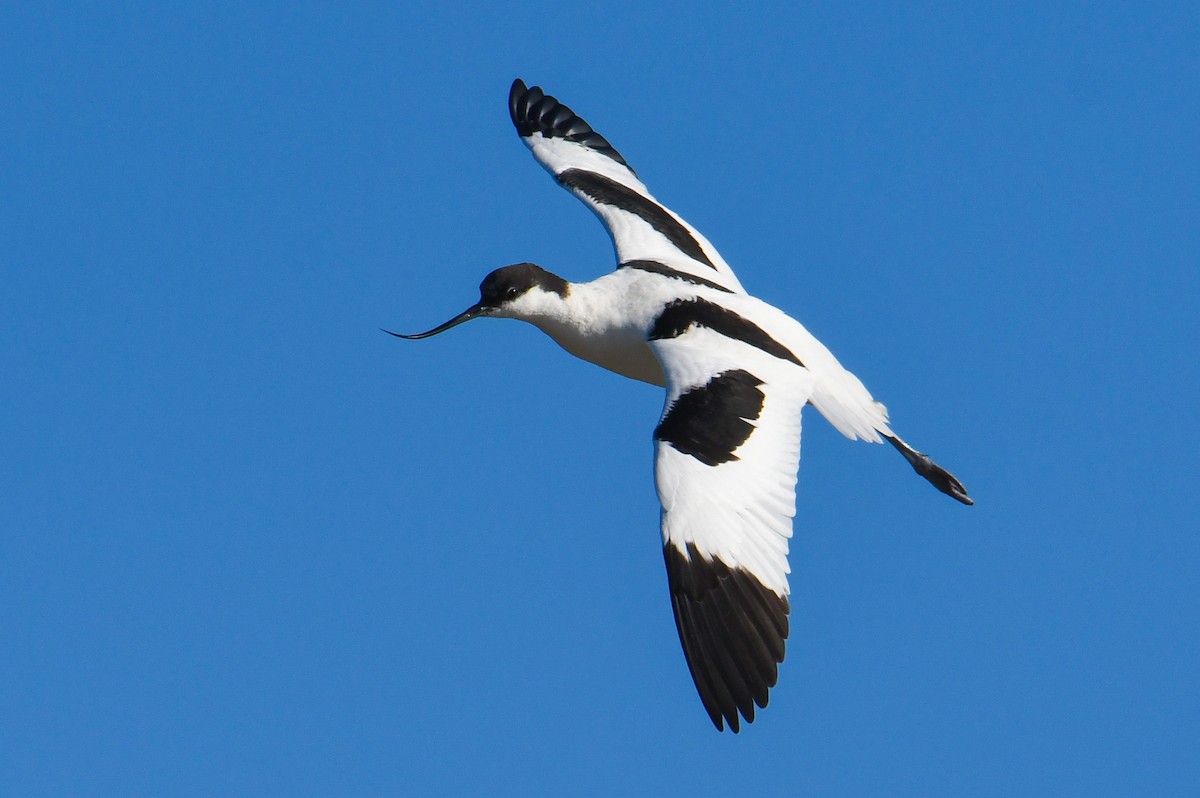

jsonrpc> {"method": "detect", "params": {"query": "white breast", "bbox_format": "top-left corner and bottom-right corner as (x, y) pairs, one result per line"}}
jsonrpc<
(532, 315), (665, 385)
(519, 269), (686, 386)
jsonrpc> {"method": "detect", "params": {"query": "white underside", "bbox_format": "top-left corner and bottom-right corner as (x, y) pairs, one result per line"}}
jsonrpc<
(533, 314), (665, 386)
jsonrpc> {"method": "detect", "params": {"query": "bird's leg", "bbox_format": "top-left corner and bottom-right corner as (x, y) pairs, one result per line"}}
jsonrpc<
(885, 435), (973, 505)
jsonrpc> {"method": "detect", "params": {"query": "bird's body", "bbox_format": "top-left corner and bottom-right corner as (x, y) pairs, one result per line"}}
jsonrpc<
(391, 79), (972, 732)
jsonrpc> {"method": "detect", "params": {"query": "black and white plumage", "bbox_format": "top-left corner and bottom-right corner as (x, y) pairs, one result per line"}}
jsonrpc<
(390, 79), (972, 732)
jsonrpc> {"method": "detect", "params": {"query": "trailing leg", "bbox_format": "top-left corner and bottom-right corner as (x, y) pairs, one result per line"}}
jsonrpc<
(885, 435), (973, 505)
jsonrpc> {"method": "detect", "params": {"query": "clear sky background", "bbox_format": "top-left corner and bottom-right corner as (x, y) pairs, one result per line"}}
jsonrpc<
(3, 2), (1197, 795)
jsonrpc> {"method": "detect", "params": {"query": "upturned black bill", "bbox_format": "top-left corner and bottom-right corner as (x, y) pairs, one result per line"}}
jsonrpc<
(382, 304), (483, 340)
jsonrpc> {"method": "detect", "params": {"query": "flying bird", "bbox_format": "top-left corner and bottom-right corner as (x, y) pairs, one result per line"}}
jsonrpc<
(389, 79), (972, 732)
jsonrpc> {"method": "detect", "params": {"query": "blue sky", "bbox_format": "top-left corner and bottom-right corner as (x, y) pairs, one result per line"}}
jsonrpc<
(3, 2), (1197, 795)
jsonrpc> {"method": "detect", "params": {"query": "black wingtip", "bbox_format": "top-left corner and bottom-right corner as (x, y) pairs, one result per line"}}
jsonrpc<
(508, 78), (538, 129)
(507, 78), (632, 171)
(886, 436), (974, 505)
(665, 543), (789, 733)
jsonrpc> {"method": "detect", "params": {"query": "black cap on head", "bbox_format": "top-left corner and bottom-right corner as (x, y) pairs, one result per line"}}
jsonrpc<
(478, 262), (569, 308)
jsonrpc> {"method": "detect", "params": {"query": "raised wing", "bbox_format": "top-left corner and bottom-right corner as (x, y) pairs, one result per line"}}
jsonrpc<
(649, 321), (815, 732)
(509, 79), (747, 294)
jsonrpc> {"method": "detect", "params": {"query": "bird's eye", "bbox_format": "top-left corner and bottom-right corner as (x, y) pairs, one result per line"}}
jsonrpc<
(506, 287), (519, 299)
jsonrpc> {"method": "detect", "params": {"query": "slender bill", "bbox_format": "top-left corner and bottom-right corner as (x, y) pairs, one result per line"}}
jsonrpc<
(383, 304), (484, 340)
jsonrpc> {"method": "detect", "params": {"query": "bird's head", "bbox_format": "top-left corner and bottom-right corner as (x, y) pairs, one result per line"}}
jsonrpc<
(385, 262), (571, 339)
